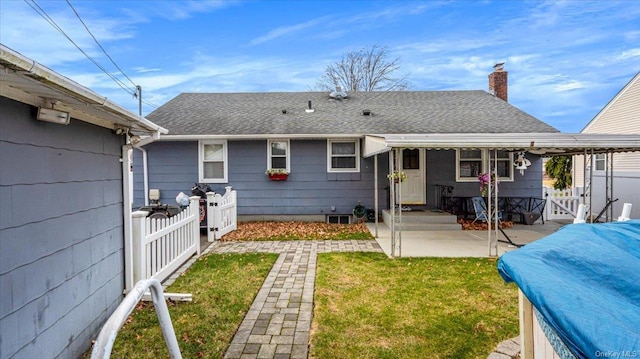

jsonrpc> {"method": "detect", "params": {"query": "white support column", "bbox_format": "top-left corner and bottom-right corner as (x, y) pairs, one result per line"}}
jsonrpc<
(589, 148), (594, 222)
(493, 149), (499, 257)
(374, 155), (379, 238)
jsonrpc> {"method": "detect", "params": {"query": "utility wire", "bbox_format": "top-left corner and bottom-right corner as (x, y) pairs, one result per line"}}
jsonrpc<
(23, 0), (137, 96)
(65, 0), (138, 90)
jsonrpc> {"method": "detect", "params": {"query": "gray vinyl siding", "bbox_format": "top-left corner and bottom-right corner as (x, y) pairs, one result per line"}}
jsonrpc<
(135, 141), (543, 217)
(0, 97), (125, 359)
(135, 140), (377, 216)
(426, 150), (544, 204)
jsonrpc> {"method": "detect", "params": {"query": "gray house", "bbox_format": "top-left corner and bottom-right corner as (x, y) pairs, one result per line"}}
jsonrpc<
(137, 66), (558, 222)
(0, 45), (165, 358)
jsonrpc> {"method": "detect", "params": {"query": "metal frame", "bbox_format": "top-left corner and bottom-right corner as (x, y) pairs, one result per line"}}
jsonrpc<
(91, 279), (182, 359)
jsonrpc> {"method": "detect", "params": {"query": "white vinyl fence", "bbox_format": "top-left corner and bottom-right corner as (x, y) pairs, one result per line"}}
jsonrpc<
(543, 186), (584, 221)
(207, 186), (238, 242)
(131, 196), (201, 285)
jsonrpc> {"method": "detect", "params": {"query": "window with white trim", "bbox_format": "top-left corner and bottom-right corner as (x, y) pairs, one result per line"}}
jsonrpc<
(456, 149), (513, 182)
(267, 139), (290, 171)
(327, 139), (360, 172)
(199, 140), (227, 183)
(594, 154), (606, 171)
(491, 150), (513, 180)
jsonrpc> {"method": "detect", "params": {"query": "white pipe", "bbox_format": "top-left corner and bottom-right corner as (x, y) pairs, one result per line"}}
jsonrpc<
(91, 279), (182, 359)
(136, 147), (149, 206)
(574, 204), (587, 224)
(122, 145), (134, 290)
(618, 203), (632, 222)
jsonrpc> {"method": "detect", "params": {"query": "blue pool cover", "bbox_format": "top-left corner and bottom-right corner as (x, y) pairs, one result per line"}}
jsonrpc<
(498, 220), (640, 359)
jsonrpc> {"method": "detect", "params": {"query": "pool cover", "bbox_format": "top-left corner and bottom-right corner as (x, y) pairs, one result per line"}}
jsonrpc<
(498, 220), (640, 359)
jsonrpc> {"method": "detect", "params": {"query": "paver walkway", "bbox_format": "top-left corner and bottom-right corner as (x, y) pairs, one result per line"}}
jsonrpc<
(197, 240), (382, 359)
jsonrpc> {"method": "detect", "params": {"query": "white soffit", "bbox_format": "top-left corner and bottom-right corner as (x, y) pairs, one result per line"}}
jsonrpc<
(0, 44), (167, 135)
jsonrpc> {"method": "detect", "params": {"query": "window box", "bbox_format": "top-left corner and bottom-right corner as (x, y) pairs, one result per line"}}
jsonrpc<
(268, 173), (288, 181)
(266, 168), (289, 181)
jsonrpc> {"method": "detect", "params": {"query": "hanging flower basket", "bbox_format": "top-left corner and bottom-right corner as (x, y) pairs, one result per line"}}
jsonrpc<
(478, 172), (499, 196)
(387, 171), (406, 183)
(266, 169), (289, 181)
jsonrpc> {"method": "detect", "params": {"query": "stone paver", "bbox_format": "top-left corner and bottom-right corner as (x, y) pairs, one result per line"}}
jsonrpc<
(198, 240), (382, 359)
(488, 337), (521, 359)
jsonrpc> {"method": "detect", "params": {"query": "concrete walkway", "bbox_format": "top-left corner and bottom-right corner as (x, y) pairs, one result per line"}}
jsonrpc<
(201, 240), (383, 359)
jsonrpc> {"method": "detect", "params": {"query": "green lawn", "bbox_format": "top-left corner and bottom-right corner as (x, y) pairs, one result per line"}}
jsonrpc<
(105, 253), (278, 358)
(97, 251), (518, 359)
(311, 253), (519, 359)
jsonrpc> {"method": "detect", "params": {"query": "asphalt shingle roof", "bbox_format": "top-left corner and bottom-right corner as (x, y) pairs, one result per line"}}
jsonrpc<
(146, 90), (558, 136)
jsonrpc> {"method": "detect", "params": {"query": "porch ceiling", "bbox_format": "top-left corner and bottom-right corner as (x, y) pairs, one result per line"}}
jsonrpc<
(363, 133), (640, 157)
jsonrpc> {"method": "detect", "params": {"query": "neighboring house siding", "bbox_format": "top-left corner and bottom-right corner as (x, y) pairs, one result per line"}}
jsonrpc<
(0, 97), (125, 359)
(573, 72), (639, 218)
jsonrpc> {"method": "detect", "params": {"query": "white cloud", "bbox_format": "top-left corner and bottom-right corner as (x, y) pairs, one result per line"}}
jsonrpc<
(249, 17), (330, 46)
(617, 48), (640, 60)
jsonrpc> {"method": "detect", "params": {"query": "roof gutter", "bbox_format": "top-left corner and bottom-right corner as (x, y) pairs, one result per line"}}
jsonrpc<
(157, 133), (364, 141)
(364, 133), (640, 157)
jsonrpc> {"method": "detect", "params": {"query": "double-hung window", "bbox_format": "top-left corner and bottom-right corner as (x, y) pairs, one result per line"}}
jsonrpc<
(594, 154), (606, 171)
(199, 140), (227, 183)
(268, 139), (290, 171)
(456, 149), (513, 182)
(327, 139), (360, 172)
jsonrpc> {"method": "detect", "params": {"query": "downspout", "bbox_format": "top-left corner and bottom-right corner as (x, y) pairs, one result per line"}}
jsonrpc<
(136, 147), (149, 206)
(122, 143), (134, 291)
(123, 130), (162, 291)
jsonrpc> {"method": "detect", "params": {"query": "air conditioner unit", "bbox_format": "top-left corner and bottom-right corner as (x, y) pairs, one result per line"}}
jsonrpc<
(37, 107), (70, 125)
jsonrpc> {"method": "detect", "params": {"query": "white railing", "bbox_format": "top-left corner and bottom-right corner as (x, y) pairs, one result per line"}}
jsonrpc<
(207, 186), (238, 242)
(131, 196), (201, 285)
(543, 186), (584, 220)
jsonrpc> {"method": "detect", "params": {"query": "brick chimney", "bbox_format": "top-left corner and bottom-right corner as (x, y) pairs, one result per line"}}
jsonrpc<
(488, 63), (508, 102)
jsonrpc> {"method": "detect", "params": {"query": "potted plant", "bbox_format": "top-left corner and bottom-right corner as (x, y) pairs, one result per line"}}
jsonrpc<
(266, 168), (289, 181)
(387, 170), (406, 183)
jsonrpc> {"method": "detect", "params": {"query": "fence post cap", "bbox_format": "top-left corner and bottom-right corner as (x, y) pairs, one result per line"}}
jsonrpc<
(132, 210), (149, 218)
(188, 196), (201, 201)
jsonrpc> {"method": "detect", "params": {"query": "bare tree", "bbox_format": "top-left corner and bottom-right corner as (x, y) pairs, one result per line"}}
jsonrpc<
(315, 46), (410, 92)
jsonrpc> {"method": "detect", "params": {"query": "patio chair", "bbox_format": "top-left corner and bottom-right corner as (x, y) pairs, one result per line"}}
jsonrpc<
(471, 197), (502, 224)
(472, 197), (522, 247)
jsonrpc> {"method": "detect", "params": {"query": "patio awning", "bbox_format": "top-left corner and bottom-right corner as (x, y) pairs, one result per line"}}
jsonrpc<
(363, 133), (640, 157)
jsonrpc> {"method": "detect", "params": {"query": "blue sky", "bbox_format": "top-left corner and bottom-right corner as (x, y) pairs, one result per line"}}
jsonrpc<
(1, 0), (639, 132)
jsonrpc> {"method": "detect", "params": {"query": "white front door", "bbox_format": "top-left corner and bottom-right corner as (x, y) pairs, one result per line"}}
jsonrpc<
(400, 149), (426, 204)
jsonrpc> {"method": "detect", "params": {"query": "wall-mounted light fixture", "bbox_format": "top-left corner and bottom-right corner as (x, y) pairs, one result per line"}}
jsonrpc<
(129, 135), (141, 145)
(113, 125), (128, 135)
(37, 100), (70, 125)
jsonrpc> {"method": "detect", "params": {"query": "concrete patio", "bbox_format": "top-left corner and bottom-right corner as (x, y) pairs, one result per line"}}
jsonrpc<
(367, 217), (568, 258)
